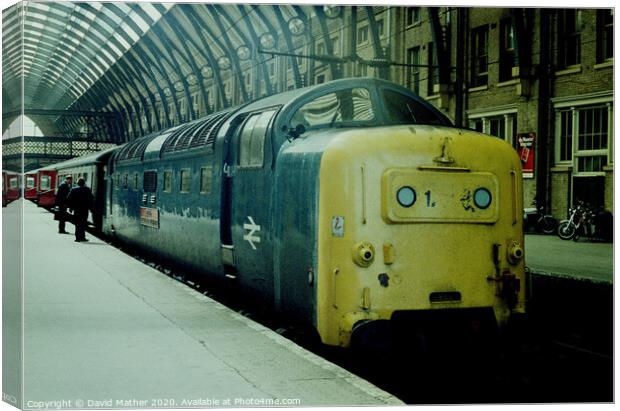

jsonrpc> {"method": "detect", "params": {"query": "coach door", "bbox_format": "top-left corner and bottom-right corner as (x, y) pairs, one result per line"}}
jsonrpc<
(220, 108), (278, 281)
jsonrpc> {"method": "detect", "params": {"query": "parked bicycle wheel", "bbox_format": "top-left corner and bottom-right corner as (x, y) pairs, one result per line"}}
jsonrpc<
(539, 216), (558, 234)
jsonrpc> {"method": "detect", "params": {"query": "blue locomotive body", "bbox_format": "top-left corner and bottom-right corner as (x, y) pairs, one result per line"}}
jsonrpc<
(94, 78), (525, 347)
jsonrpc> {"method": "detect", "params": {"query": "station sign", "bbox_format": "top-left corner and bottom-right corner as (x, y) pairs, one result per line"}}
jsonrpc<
(517, 132), (536, 178)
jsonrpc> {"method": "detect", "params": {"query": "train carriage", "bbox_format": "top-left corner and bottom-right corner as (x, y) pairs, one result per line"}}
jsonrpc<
(50, 147), (119, 228)
(4, 171), (21, 205)
(103, 78), (526, 347)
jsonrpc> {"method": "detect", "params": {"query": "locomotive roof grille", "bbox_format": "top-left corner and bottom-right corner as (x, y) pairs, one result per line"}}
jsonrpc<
(198, 109), (236, 150)
(173, 120), (206, 152)
(161, 123), (195, 154)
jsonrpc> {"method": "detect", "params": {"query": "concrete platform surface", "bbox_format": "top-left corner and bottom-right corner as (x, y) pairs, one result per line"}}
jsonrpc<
(524, 233), (613, 283)
(11, 201), (402, 408)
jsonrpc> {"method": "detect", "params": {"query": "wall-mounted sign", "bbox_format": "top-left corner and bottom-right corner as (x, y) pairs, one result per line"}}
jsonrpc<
(140, 207), (159, 228)
(517, 132), (536, 178)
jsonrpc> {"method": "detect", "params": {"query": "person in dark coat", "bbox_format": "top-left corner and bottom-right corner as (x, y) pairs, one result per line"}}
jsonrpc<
(54, 175), (72, 234)
(66, 177), (94, 242)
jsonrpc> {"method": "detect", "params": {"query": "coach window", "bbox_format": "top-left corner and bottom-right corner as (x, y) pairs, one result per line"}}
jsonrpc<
(200, 167), (212, 194)
(238, 109), (277, 168)
(180, 169), (191, 193)
(163, 171), (172, 193)
(40, 176), (50, 190)
(26, 177), (35, 188)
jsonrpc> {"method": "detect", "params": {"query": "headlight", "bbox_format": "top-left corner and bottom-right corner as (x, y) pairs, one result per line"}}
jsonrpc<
(474, 187), (492, 209)
(396, 186), (416, 208)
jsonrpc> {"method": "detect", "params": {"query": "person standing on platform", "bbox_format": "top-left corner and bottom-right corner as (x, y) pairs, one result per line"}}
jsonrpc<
(54, 175), (72, 234)
(66, 177), (94, 242)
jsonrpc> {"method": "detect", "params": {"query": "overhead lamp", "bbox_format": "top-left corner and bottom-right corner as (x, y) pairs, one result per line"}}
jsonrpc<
(259, 33), (276, 50)
(288, 17), (305, 35)
(237, 45), (251, 61)
(201, 66), (213, 78)
(186, 74), (198, 85)
(324, 5), (342, 18)
(217, 56), (231, 70)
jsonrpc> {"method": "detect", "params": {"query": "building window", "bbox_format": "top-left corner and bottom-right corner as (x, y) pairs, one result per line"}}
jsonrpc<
(597, 9), (613, 62)
(331, 36), (340, 55)
(558, 110), (573, 162)
(180, 169), (190, 193)
(316, 73), (326, 84)
(471, 25), (489, 87)
(357, 25), (369, 45)
(376, 19), (385, 37)
(163, 170), (172, 193)
(499, 18), (516, 82)
(427, 42), (439, 95)
(133, 173), (139, 191)
(316, 42), (325, 56)
(407, 7), (421, 26)
(407, 46), (421, 94)
(200, 167), (212, 194)
(468, 112), (518, 148)
(558, 9), (581, 68)
(555, 103), (612, 175)
(122, 174), (128, 190)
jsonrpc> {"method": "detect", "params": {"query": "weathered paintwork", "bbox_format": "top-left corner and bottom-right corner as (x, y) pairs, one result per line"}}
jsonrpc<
(87, 78), (523, 347)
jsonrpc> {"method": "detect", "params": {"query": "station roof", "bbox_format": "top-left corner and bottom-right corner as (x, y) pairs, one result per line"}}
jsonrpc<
(2, 2), (373, 141)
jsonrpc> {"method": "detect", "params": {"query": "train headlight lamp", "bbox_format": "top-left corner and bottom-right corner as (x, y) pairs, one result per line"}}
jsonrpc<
(507, 241), (524, 265)
(396, 186), (416, 208)
(352, 241), (375, 267)
(474, 187), (492, 209)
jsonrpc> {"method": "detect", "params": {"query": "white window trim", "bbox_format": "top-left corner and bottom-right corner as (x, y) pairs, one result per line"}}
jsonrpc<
(552, 93), (613, 173)
(467, 106), (517, 146)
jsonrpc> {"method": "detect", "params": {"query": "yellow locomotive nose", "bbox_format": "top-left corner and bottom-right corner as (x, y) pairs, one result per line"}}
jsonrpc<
(315, 126), (525, 347)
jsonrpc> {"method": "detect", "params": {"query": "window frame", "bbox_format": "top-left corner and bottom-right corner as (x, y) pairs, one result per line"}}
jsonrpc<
(471, 25), (489, 87)
(200, 166), (213, 195)
(179, 168), (191, 193)
(467, 108), (518, 149)
(163, 170), (173, 193)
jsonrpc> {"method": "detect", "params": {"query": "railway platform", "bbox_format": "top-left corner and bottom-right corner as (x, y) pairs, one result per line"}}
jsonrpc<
(4, 201), (402, 407)
(524, 233), (613, 283)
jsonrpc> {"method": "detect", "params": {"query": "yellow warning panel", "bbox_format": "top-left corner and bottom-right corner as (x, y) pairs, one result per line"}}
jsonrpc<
(381, 168), (499, 224)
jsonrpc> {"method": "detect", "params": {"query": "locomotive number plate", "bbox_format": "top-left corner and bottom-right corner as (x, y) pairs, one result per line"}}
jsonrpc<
(381, 169), (499, 224)
(140, 207), (160, 228)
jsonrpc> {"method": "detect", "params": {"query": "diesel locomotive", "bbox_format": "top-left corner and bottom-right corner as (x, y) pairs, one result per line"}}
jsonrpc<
(46, 78), (526, 347)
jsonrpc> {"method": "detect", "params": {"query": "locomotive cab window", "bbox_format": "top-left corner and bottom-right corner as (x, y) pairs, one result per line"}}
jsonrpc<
(382, 89), (444, 126)
(238, 109), (277, 168)
(290, 87), (375, 130)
